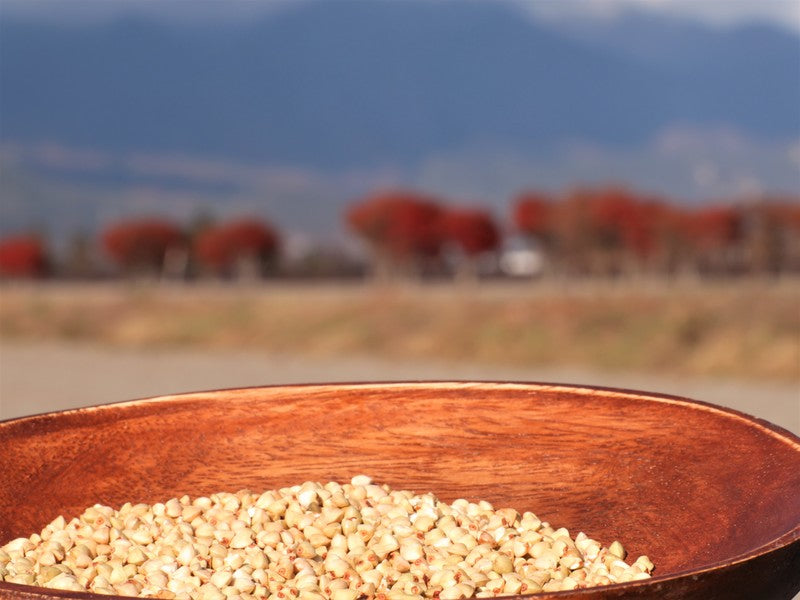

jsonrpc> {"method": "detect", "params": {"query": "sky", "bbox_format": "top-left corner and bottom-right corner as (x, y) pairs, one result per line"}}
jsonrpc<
(2, 0), (799, 31)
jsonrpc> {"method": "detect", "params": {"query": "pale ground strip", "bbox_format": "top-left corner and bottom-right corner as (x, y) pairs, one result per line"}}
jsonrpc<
(1, 341), (797, 435)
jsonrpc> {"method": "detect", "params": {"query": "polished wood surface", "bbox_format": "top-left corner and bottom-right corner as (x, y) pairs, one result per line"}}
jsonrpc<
(1, 382), (799, 599)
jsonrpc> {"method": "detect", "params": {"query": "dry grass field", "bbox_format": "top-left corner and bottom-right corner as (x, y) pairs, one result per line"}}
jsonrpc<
(1, 279), (797, 382)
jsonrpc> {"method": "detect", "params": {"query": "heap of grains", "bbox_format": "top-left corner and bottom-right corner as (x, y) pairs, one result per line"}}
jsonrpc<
(0, 476), (654, 599)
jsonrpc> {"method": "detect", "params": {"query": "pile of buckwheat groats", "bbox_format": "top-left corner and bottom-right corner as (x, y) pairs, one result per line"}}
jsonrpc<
(0, 476), (654, 598)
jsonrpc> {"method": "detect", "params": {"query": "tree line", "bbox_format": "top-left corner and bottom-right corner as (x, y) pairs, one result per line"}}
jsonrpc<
(1, 186), (799, 280)
(510, 187), (800, 278)
(0, 218), (280, 280)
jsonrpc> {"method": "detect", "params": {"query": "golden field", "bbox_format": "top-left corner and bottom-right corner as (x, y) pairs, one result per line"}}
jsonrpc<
(0, 279), (798, 381)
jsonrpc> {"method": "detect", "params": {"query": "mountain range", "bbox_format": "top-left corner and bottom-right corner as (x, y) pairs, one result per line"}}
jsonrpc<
(2, 0), (798, 168)
(1, 0), (798, 239)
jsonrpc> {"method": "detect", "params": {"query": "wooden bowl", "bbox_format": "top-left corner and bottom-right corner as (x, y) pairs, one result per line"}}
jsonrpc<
(1, 382), (799, 599)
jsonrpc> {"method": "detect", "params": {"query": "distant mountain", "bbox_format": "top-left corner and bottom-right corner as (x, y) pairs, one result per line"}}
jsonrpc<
(546, 10), (800, 137)
(2, 0), (798, 170)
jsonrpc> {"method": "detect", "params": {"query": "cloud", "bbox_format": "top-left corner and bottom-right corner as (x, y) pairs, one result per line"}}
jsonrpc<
(3, 0), (798, 31)
(525, 0), (800, 31)
(0, 0), (291, 25)
(412, 125), (800, 204)
(653, 126), (750, 157)
(693, 163), (718, 189)
(0, 142), (111, 171)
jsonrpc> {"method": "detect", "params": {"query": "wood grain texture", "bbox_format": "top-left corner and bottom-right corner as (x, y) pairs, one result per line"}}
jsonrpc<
(1, 382), (798, 599)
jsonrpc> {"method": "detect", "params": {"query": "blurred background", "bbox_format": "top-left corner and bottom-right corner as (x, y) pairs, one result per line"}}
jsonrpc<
(0, 0), (798, 432)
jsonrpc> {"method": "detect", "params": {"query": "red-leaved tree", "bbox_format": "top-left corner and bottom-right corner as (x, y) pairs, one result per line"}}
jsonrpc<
(687, 206), (742, 250)
(770, 200), (800, 272)
(741, 199), (800, 274)
(513, 192), (554, 242)
(635, 199), (694, 275)
(548, 188), (596, 275)
(510, 186), (798, 278)
(443, 209), (500, 256)
(0, 235), (48, 278)
(102, 218), (184, 275)
(586, 188), (639, 249)
(513, 191), (566, 275)
(442, 208), (501, 280)
(346, 190), (444, 278)
(684, 205), (743, 274)
(194, 219), (280, 278)
(585, 188), (664, 273)
(514, 187), (700, 277)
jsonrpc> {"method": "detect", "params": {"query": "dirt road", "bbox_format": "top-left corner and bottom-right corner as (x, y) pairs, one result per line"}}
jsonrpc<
(1, 340), (797, 434)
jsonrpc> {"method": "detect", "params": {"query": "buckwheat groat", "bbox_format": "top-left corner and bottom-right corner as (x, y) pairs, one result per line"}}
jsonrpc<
(1, 476), (654, 599)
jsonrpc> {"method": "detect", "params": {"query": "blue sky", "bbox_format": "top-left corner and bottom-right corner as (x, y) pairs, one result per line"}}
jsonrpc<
(2, 0), (799, 31)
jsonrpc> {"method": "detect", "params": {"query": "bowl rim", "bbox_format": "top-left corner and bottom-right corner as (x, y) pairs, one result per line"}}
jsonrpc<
(1, 380), (799, 599)
(3, 380), (799, 449)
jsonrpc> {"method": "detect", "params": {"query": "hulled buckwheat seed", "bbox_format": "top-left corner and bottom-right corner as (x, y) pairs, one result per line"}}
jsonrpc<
(0, 476), (654, 598)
